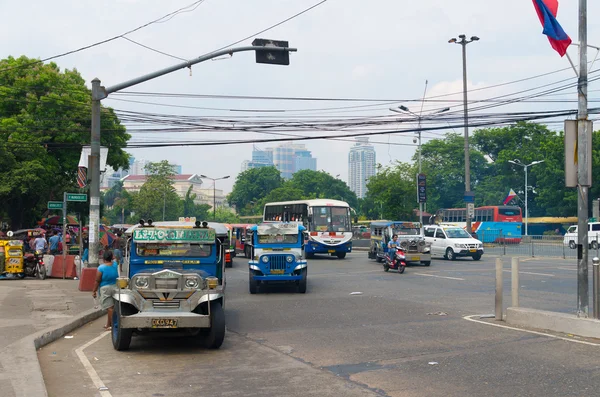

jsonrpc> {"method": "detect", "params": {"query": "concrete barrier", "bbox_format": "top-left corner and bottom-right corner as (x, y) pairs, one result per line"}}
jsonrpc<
(506, 307), (600, 339)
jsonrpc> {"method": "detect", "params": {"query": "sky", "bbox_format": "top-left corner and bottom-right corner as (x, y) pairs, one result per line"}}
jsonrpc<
(2, 0), (599, 194)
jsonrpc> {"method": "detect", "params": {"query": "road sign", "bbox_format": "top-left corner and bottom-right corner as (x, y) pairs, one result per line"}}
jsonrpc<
(467, 203), (475, 218)
(464, 192), (475, 203)
(417, 173), (427, 203)
(66, 193), (87, 202)
(48, 201), (64, 209)
(252, 38), (290, 65)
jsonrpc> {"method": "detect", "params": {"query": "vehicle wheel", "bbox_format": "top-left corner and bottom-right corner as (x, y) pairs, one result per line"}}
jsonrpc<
(472, 253), (482, 261)
(446, 248), (456, 261)
(225, 261), (232, 268)
(383, 263), (390, 272)
(203, 301), (226, 349)
(112, 303), (134, 351)
(249, 272), (258, 294)
(422, 261), (431, 267)
(297, 269), (307, 293)
(398, 265), (405, 274)
(592, 241), (599, 250)
(306, 253), (315, 259)
(376, 256), (383, 263)
(37, 266), (47, 280)
(569, 241), (576, 249)
(336, 252), (346, 259)
(18, 273), (26, 279)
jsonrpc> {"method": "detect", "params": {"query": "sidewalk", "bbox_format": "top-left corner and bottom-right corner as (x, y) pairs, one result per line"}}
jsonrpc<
(0, 278), (103, 397)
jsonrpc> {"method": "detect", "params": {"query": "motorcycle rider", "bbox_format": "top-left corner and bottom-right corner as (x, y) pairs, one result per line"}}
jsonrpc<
(387, 234), (399, 265)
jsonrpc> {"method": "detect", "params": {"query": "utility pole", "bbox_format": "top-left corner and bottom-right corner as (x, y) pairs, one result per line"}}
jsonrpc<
(577, 0), (589, 318)
(86, 42), (296, 267)
(200, 175), (230, 221)
(449, 34), (479, 234)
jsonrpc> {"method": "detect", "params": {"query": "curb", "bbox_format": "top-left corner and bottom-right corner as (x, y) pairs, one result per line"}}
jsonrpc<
(0, 307), (104, 397)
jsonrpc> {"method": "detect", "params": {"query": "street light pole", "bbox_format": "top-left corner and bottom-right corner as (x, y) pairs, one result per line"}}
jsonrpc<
(508, 159), (544, 236)
(200, 175), (230, 221)
(449, 34), (479, 233)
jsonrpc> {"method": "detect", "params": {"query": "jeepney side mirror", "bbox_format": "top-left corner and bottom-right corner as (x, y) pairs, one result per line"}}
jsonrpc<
(307, 215), (312, 223)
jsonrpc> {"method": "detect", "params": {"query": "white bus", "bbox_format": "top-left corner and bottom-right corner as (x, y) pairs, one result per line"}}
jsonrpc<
(262, 199), (353, 259)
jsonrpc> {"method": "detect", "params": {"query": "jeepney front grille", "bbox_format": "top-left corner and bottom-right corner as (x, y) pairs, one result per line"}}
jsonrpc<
(152, 300), (181, 309)
(154, 278), (179, 290)
(269, 255), (287, 271)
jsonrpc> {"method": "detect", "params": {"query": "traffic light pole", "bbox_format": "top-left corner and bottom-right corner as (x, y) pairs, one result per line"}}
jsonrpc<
(88, 45), (296, 268)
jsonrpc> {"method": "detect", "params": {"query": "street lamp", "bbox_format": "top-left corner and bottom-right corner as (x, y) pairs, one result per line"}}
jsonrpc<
(389, 106), (450, 228)
(449, 34), (479, 233)
(508, 159), (545, 235)
(200, 175), (230, 221)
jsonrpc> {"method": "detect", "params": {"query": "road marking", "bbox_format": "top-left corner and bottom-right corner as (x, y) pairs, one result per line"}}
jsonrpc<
(412, 273), (465, 281)
(558, 267), (577, 271)
(502, 270), (555, 277)
(463, 315), (600, 347)
(75, 331), (112, 397)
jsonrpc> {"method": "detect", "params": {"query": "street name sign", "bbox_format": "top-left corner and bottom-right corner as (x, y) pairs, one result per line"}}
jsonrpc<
(48, 201), (64, 209)
(66, 193), (87, 202)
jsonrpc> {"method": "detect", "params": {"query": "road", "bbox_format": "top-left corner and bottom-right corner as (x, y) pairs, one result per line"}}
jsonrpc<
(39, 252), (600, 397)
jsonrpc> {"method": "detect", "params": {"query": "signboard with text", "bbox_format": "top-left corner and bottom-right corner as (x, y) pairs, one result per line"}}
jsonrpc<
(417, 173), (427, 203)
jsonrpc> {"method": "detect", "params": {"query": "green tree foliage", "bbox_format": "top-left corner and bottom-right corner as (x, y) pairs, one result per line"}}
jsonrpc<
(0, 56), (130, 228)
(132, 161), (181, 221)
(363, 162), (417, 220)
(213, 207), (240, 223)
(287, 170), (358, 208)
(228, 167), (283, 215)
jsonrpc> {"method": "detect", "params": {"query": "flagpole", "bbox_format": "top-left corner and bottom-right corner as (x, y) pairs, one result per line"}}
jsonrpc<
(577, 0), (589, 318)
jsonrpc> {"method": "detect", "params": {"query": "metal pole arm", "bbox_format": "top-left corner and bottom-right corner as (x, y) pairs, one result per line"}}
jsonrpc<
(95, 46), (297, 99)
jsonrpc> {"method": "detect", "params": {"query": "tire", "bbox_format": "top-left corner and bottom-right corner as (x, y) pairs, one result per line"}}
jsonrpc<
(336, 252), (346, 259)
(249, 272), (258, 294)
(37, 265), (47, 280)
(383, 263), (390, 272)
(203, 301), (226, 349)
(225, 261), (232, 269)
(306, 253), (315, 259)
(472, 253), (482, 261)
(297, 268), (307, 293)
(446, 248), (456, 261)
(398, 265), (405, 274)
(376, 256), (383, 263)
(569, 241), (576, 249)
(592, 241), (599, 250)
(422, 261), (431, 267)
(112, 303), (134, 351)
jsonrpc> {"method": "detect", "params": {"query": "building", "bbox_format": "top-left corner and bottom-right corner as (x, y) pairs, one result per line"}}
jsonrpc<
(348, 138), (376, 198)
(119, 174), (225, 209)
(241, 144), (316, 178)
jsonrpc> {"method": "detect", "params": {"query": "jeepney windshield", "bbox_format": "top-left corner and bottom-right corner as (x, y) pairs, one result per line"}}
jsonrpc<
(312, 206), (351, 232)
(257, 234), (298, 244)
(394, 228), (420, 236)
(136, 243), (212, 257)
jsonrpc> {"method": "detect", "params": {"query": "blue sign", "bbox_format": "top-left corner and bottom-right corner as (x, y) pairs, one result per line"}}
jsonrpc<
(417, 174), (426, 203)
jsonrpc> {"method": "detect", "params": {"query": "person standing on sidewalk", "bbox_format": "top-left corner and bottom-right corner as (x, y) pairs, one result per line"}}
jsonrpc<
(92, 250), (119, 330)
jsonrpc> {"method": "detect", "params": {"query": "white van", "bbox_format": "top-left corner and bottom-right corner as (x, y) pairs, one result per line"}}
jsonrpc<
(424, 225), (484, 261)
(563, 223), (600, 249)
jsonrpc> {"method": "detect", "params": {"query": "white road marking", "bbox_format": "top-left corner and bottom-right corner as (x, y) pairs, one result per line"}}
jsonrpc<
(463, 315), (600, 347)
(412, 273), (465, 281)
(558, 267), (577, 271)
(75, 331), (112, 397)
(502, 270), (555, 277)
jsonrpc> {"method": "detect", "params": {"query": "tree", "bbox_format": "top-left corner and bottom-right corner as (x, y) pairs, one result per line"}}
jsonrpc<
(131, 161), (181, 221)
(254, 186), (306, 211)
(0, 56), (130, 228)
(213, 207), (240, 223)
(364, 162), (417, 220)
(228, 167), (283, 215)
(287, 170), (358, 208)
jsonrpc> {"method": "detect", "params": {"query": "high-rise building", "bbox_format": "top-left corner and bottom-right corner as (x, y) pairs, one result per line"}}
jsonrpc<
(240, 144), (316, 178)
(348, 138), (376, 198)
(294, 147), (317, 173)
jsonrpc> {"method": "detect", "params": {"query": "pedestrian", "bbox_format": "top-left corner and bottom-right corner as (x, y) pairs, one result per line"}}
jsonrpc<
(33, 233), (48, 254)
(48, 231), (60, 255)
(92, 250), (119, 330)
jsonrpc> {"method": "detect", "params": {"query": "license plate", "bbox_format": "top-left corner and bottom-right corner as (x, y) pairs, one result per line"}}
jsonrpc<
(152, 318), (178, 328)
(411, 256), (420, 261)
(328, 250), (335, 253)
(271, 269), (285, 275)
(470, 249), (477, 253)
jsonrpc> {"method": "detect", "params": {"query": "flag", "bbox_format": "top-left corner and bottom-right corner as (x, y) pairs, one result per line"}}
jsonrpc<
(503, 189), (517, 205)
(532, 0), (572, 57)
(77, 167), (87, 188)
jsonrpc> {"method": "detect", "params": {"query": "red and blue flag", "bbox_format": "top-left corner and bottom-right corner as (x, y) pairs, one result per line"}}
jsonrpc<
(532, 0), (572, 57)
(503, 189), (517, 205)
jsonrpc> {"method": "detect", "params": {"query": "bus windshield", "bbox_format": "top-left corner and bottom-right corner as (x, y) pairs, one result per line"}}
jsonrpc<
(312, 206), (351, 232)
(136, 243), (212, 257)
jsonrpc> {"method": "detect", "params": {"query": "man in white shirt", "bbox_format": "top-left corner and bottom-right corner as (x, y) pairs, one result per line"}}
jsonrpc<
(34, 235), (47, 253)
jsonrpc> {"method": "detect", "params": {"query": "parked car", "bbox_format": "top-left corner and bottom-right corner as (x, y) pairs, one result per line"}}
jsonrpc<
(563, 223), (600, 249)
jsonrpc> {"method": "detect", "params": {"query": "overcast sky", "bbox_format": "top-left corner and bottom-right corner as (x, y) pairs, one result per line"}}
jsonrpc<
(2, 0), (598, 193)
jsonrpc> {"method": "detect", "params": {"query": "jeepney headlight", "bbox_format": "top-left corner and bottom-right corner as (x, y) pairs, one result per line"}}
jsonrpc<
(206, 276), (218, 289)
(184, 277), (200, 289)
(261, 256), (269, 264)
(286, 255), (294, 263)
(133, 276), (149, 289)
(423, 246), (431, 253)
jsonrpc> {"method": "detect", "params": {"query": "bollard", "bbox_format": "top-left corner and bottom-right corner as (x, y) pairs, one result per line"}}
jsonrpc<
(495, 257), (503, 320)
(511, 257), (519, 308)
(593, 257), (600, 319)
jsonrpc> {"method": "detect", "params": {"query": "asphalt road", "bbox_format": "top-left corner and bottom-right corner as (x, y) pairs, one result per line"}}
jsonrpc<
(39, 252), (600, 397)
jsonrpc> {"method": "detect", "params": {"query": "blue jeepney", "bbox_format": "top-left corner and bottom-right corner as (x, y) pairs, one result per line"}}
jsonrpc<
(111, 220), (228, 351)
(248, 223), (308, 294)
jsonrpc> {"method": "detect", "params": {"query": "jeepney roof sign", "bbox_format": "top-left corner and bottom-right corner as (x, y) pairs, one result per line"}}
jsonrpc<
(257, 223), (299, 235)
(133, 228), (216, 244)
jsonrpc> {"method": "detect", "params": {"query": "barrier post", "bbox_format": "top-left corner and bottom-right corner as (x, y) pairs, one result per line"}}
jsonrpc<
(511, 257), (519, 308)
(495, 257), (503, 320)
